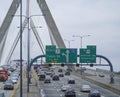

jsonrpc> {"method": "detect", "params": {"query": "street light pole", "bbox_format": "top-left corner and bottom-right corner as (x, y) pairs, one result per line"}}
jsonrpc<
(73, 34), (91, 77)
(27, 17), (30, 93)
(20, 0), (23, 97)
(64, 39), (74, 48)
(26, 16), (43, 93)
(16, 15), (43, 93)
(73, 35), (91, 48)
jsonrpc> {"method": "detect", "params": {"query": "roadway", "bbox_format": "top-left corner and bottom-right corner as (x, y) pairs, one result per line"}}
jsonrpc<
(0, 73), (19, 97)
(0, 65), (119, 97)
(39, 68), (120, 97)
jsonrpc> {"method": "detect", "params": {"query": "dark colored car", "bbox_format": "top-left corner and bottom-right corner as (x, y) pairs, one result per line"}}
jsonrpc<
(66, 68), (72, 72)
(52, 75), (59, 81)
(88, 90), (101, 97)
(4, 80), (14, 90)
(68, 78), (75, 84)
(65, 71), (70, 75)
(44, 78), (51, 83)
(98, 73), (105, 77)
(59, 73), (64, 77)
(50, 72), (55, 77)
(58, 69), (63, 72)
(0, 92), (5, 97)
(65, 88), (76, 97)
(38, 74), (46, 81)
(45, 71), (52, 75)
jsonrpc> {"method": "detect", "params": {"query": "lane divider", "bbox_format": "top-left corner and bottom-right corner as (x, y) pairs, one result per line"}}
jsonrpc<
(32, 67), (41, 97)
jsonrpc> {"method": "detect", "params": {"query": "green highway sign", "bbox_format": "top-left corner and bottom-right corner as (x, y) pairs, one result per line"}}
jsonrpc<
(46, 45), (77, 63)
(80, 45), (96, 63)
(46, 45), (57, 63)
(56, 48), (77, 63)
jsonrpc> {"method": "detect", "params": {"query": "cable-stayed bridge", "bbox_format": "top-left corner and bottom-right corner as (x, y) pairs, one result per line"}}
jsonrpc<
(0, 0), (65, 65)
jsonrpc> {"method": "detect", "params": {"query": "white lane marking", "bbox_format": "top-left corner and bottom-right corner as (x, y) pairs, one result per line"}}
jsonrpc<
(60, 94), (63, 96)
(101, 95), (104, 97)
(57, 89), (61, 92)
(41, 89), (45, 97)
(78, 93), (81, 96)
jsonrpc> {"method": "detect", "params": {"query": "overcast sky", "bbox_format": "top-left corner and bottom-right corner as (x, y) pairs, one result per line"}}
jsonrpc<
(0, 0), (120, 71)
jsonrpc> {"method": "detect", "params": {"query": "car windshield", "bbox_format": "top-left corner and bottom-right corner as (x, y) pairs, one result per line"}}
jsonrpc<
(92, 90), (99, 93)
(83, 85), (90, 88)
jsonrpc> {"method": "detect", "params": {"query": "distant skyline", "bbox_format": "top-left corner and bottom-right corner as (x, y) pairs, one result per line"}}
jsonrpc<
(0, 0), (120, 71)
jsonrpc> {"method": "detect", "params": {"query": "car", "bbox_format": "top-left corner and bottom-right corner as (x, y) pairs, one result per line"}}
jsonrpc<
(4, 80), (14, 90)
(52, 75), (59, 81)
(61, 85), (71, 92)
(44, 78), (51, 83)
(4, 79), (14, 84)
(11, 75), (19, 80)
(58, 69), (63, 72)
(7, 70), (12, 76)
(59, 73), (64, 77)
(65, 71), (70, 75)
(65, 88), (76, 97)
(45, 71), (52, 75)
(0, 92), (5, 97)
(66, 68), (72, 72)
(38, 74), (46, 81)
(99, 73), (105, 77)
(68, 78), (75, 84)
(11, 77), (18, 84)
(88, 90), (101, 97)
(50, 72), (55, 77)
(81, 85), (91, 92)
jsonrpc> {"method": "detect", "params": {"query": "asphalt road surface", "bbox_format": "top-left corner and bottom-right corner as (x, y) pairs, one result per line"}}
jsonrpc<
(39, 69), (119, 97)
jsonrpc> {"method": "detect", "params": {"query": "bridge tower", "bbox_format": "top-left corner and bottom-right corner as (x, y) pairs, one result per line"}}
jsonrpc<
(0, 0), (65, 64)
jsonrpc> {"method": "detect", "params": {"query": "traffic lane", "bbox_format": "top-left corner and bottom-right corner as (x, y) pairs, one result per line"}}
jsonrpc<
(0, 71), (20, 97)
(58, 69), (120, 97)
(40, 82), (87, 97)
(39, 74), (94, 97)
(71, 74), (120, 97)
(40, 81), (64, 97)
(54, 73), (119, 97)
(0, 82), (14, 97)
(39, 75), (91, 97)
(39, 70), (119, 97)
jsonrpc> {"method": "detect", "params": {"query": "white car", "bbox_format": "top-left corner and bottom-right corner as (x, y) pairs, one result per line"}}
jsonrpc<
(11, 77), (18, 84)
(61, 85), (71, 91)
(81, 85), (91, 92)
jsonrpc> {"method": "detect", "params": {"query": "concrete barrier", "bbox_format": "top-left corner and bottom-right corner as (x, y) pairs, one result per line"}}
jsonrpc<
(32, 68), (41, 97)
(72, 71), (120, 95)
(83, 77), (120, 95)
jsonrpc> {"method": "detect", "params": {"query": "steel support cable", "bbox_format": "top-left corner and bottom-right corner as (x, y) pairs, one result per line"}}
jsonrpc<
(30, 19), (45, 54)
(5, 19), (28, 64)
(0, 0), (20, 64)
